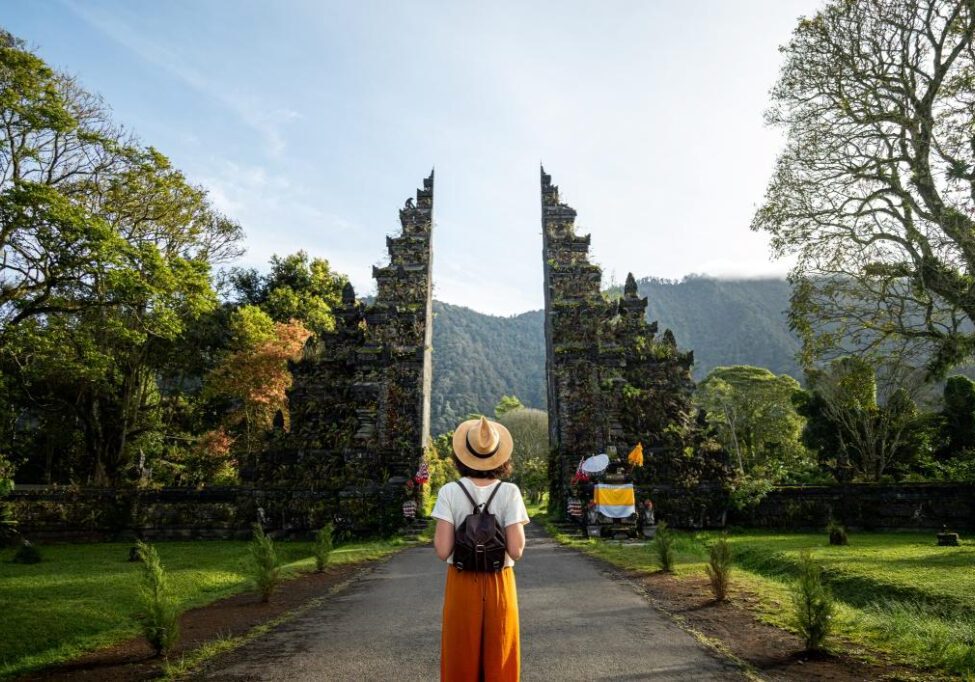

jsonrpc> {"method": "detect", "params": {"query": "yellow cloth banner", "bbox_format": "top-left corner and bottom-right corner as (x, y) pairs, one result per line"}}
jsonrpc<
(627, 442), (644, 467)
(593, 485), (636, 506)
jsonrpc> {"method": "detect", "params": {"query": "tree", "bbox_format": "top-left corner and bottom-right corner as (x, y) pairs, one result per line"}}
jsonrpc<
(753, 1), (975, 375)
(801, 357), (925, 481)
(937, 375), (975, 458)
(695, 366), (809, 480)
(498, 407), (548, 502)
(0, 33), (243, 485)
(205, 306), (311, 462)
(494, 395), (524, 418)
(0, 30), (129, 327)
(230, 251), (347, 336)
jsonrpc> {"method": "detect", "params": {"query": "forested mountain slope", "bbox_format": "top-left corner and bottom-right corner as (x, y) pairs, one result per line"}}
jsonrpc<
(430, 302), (546, 434)
(429, 277), (799, 435)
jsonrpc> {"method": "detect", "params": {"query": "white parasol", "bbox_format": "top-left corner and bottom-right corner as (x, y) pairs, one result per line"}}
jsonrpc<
(580, 453), (610, 475)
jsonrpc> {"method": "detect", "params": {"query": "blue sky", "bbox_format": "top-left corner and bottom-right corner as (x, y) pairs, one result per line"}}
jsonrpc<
(5, 0), (821, 315)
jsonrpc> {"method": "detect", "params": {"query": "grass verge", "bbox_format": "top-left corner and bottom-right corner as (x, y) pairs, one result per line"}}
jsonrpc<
(158, 572), (360, 680)
(537, 510), (975, 677)
(0, 535), (415, 678)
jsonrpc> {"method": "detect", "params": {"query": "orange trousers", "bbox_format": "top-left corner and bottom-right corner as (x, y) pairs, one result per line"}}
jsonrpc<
(440, 565), (520, 681)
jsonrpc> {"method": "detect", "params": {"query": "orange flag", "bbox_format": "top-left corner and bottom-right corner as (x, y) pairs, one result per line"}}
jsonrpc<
(627, 442), (644, 467)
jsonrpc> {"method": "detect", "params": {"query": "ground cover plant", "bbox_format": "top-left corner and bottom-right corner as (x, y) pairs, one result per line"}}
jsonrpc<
(0, 536), (409, 678)
(705, 535), (732, 602)
(790, 550), (834, 651)
(135, 541), (181, 655)
(313, 523), (334, 572)
(249, 525), (280, 603)
(538, 511), (975, 677)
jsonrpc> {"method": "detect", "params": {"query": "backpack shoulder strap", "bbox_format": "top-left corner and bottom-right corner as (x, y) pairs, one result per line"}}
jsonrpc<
(483, 481), (504, 514)
(455, 479), (479, 512)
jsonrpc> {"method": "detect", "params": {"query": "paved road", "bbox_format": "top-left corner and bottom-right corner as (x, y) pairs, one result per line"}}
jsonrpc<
(201, 525), (742, 681)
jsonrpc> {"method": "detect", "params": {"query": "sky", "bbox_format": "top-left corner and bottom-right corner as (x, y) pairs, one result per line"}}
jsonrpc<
(5, 0), (822, 316)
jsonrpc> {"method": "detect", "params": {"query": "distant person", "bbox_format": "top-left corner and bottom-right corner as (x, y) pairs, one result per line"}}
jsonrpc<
(432, 416), (530, 681)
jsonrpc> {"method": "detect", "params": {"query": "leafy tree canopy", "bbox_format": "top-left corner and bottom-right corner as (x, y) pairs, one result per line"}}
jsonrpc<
(753, 0), (975, 376)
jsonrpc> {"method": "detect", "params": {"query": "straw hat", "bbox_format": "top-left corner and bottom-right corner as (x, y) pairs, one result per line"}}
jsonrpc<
(452, 416), (514, 471)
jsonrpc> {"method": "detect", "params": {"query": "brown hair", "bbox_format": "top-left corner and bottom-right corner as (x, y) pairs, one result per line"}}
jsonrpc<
(451, 452), (513, 480)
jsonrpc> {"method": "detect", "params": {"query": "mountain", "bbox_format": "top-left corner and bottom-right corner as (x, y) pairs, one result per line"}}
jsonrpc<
(430, 302), (546, 435)
(635, 275), (801, 379)
(429, 277), (800, 436)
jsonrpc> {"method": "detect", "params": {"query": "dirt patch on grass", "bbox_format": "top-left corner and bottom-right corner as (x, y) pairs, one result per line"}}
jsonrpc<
(635, 571), (928, 681)
(16, 563), (370, 681)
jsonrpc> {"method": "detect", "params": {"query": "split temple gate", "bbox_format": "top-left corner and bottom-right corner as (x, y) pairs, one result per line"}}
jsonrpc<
(540, 168), (728, 525)
(255, 172), (435, 534)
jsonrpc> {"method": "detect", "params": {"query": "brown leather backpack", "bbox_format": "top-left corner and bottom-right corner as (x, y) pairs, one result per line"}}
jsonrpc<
(453, 480), (507, 572)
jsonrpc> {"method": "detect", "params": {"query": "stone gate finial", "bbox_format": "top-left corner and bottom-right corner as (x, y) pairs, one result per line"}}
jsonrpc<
(342, 281), (356, 305)
(624, 273), (638, 297)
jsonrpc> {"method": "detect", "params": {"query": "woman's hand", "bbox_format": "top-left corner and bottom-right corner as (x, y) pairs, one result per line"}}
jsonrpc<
(505, 522), (527, 561)
(434, 519), (455, 561)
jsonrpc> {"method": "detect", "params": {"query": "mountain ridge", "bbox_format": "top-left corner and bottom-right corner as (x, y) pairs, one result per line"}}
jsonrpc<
(428, 276), (799, 435)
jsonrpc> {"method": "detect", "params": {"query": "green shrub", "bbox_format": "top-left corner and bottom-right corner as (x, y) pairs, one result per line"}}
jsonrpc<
(12, 539), (41, 564)
(826, 519), (848, 546)
(313, 523), (334, 573)
(791, 549), (834, 651)
(135, 541), (180, 656)
(250, 524), (279, 602)
(706, 535), (733, 601)
(653, 521), (675, 572)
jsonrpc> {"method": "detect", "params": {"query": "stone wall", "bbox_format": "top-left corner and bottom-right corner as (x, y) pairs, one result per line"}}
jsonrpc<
(7, 485), (406, 542)
(731, 483), (975, 531)
(540, 168), (729, 521)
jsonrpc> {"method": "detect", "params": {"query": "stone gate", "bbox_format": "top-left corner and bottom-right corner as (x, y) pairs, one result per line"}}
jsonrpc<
(257, 172), (435, 534)
(540, 168), (729, 525)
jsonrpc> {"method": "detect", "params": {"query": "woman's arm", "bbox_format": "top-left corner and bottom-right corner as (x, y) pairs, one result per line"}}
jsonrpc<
(505, 522), (526, 561)
(434, 519), (455, 561)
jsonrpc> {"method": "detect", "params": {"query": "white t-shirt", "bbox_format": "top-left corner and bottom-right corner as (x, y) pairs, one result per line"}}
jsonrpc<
(431, 478), (531, 567)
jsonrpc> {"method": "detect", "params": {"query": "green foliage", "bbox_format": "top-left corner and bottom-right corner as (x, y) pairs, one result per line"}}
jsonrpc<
(800, 357), (928, 481)
(11, 540), (40, 564)
(134, 540), (180, 656)
(695, 365), (810, 480)
(753, 0), (975, 375)
(425, 432), (457, 494)
(494, 394), (524, 418)
(937, 375), (975, 461)
(790, 549), (835, 652)
(249, 524), (280, 603)
(231, 251), (347, 336)
(0, 453), (16, 545)
(313, 523), (334, 573)
(0, 33), (243, 486)
(728, 474), (774, 510)
(498, 407), (548, 501)
(706, 535), (732, 602)
(653, 521), (675, 572)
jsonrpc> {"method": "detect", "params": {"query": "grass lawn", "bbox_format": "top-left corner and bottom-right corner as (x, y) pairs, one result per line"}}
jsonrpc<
(0, 536), (413, 678)
(539, 513), (975, 677)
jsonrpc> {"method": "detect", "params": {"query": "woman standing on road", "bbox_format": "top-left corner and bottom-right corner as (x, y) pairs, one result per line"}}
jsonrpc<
(431, 416), (531, 681)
